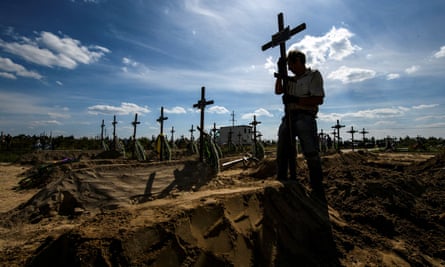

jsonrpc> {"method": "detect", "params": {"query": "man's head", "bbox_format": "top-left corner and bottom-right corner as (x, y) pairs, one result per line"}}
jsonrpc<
(287, 50), (306, 75)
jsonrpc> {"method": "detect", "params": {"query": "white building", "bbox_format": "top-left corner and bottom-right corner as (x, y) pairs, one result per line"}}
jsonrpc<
(216, 125), (256, 145)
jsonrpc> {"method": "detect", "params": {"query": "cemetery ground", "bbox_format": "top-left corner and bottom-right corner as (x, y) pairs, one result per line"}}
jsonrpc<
(0, 148), (445, 266)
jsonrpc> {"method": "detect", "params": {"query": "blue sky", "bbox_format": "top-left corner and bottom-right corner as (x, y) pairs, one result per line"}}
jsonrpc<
(1, 0), (445, 141)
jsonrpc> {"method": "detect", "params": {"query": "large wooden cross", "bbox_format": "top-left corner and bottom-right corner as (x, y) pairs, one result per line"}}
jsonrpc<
(156, 106), (168, 135)
(193, 86), (214, 162)
(132, 113), (140, 141)
(156, 107), (168, 161)
(112, 115), (118, 150)
(262, 13), (306, 180)
(250, 115), (261, 143)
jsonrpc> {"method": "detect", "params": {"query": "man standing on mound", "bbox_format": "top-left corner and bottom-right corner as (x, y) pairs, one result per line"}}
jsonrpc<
(275, 50), (325, 197)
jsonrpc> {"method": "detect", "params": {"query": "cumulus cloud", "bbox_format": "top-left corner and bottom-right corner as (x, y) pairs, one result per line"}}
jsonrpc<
(289, 27), (361, 67)
(405, 65), (419, 74)
(434, 46), (445, 58)
(0, 57), (42, 79)
(328, 66), (376, 83)
(0, 31), (110, 69)
(164, 106), (187, 114)
(87, 102), (150, 115)
(208, 105), (229, 114)
(263, 56), (276, 74)
(241, 108), (273, 119)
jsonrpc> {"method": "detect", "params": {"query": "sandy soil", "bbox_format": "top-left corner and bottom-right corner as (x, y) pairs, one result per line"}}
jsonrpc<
(0, 150), (444, 266)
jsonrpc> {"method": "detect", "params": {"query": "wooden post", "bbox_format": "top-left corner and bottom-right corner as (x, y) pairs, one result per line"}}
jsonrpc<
(112, 115), (118, 150)
(170, 126), (175, 144)
(100, 119), (105, 143)
(193, 86), (214, 162)
(211, 123), (217, 143)
(359, 128), (369, 146)
(132, 113), (140, 157)
(249, 115), (261, 143)
(189, 125), (195, 141)
(347, 126), (358, 151)
(156, 107), (168, 161)
(331, 120), (345, 152)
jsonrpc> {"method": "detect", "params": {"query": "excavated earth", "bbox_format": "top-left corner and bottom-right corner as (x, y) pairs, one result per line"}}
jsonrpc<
(0, 150), (444, 266)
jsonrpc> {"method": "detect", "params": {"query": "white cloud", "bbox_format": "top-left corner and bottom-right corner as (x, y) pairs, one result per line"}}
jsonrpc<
(31, 120), (62, 126)
(289, 27), (361, 67)
(0, 31), (110, 69)
(263, 56), (276, 74)
(412, 104), (438, 110)
(122, 57), (139, 67)
(164, 106), (187, 114)
(87, 102), (150, 115)
(184, 0), (224, 22)
(208, 105), (229, 114)
(434, 46), (445, 58)
(0, 57), (42, 79)
(241, 108), (273, 119)
(48, 112), (71, 119)
(386, 73), (400, 80)
(319, 107), (407, 122)
(405, 65), (419, 74)
(0, 72), (16, 79)
(327, 66), (376, 83)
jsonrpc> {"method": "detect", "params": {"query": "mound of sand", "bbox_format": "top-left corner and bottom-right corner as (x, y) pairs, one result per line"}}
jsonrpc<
(1, 150), (444, 266)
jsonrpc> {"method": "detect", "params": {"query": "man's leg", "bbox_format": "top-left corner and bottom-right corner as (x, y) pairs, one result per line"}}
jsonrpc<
(296, 114), (323, 190)
(277, 119), (290, 180)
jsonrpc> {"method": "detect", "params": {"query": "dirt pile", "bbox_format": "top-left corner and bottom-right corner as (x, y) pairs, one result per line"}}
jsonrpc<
(323, 151), (445, 266)
(24, 183), (338, 267)
(1, 150), (445, 266)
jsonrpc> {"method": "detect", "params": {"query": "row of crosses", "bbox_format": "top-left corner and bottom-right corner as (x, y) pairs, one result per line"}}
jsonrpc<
(101, 86), (215, 162)
(329, 120), (370, 151)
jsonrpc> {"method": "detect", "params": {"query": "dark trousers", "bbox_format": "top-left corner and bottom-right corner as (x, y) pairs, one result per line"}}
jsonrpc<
(277, 111), (323, 190)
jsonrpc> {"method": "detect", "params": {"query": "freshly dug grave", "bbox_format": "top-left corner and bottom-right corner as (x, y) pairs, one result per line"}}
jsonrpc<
(0, 150), (444, 266)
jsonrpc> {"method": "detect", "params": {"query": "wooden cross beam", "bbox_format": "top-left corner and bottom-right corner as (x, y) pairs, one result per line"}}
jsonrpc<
(331, 120), (345, 151)
(132, 113), (140, 141)
(156, 106), (168, 135)
(211, 122), (217, 142)
(170, 126), (175, 143)
(189, 125), (195, 141)
(112, 115), (118, 149)
(249, 115), (261, 142)
(359, 128), (369, 143)
(193, 86), (214, 162)
(262, 13), (306, 180)
(100, 119), (105, 142)
(347, 126), (358, 151)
